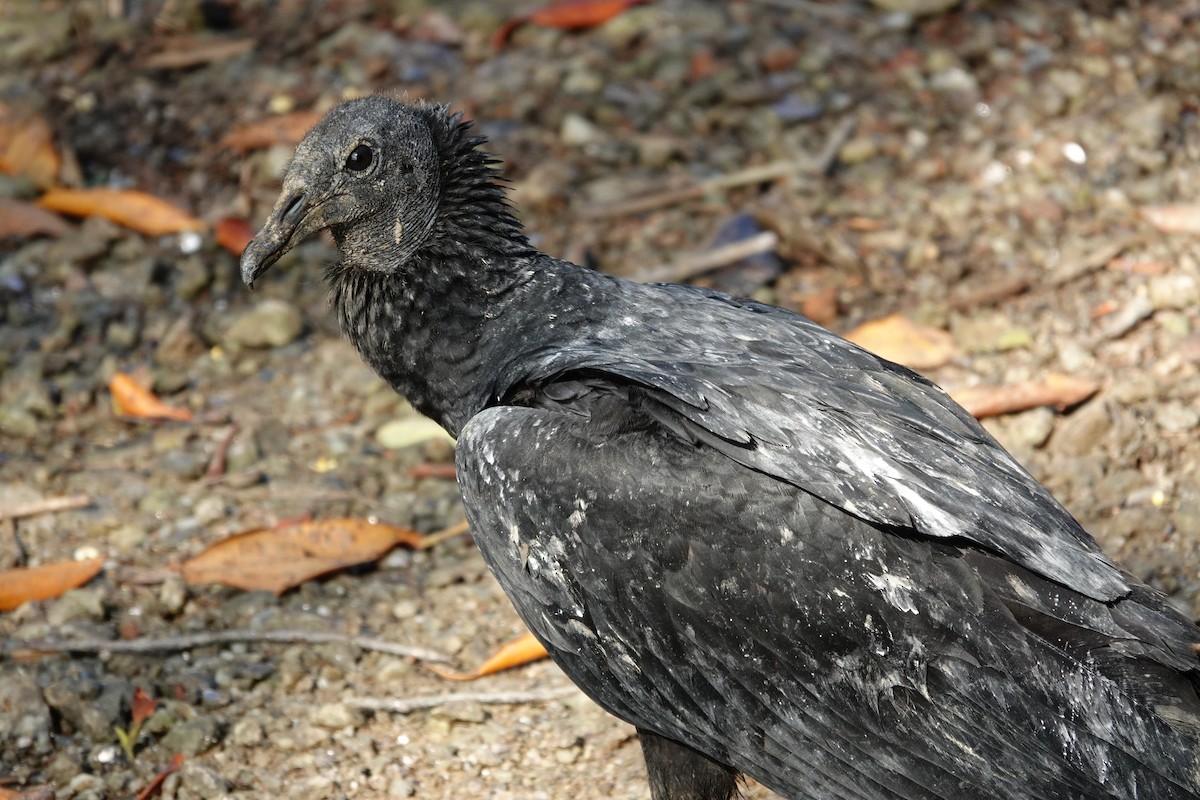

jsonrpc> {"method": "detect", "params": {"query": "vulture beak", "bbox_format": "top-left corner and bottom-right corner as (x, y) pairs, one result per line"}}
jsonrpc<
(240, 190), (311, 289)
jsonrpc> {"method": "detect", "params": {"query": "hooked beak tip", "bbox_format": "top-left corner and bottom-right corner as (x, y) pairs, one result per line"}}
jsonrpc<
(239, 191), (309, 289)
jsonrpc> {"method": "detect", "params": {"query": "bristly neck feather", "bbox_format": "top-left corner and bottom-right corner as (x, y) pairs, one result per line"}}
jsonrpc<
(326, 106), (595, 435)
(415, 104), (532, 261)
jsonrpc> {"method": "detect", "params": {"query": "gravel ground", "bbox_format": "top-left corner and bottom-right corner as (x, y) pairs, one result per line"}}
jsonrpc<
(2, 1), (1199, 798)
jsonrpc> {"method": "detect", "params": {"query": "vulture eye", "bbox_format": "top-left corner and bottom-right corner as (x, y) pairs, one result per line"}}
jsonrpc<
(345, 144), (374, 172)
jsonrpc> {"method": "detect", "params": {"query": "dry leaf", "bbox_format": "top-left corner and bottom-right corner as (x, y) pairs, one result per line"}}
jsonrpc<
(0, 103), (60, 188)
(179, 518), (430, 594)
(0, 788), (52, 800)
(0, 197), (72, 239)
(1139, 204), (1200, 235)
(950, 374), (1099, 420)
(428, 632), (550, 681)
(110, 372), (193, 422)
(797, 286), (838, 326)
(493, 0), (647, 47)
(215, 216), (254, 256)
(406, 462), (458, 480)
(131, 688), (158, 727)
(845, 314), (957, 370)
(38, 188), (203, 236)
(0, 558), (104, 612)
(219, 111), (324, 153)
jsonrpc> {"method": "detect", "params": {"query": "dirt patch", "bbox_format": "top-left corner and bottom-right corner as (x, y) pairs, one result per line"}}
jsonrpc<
(2, 1), (1199, 798)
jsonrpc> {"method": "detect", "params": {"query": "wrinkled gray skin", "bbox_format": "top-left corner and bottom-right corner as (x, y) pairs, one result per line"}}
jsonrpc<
(242, 96), (1200, 800)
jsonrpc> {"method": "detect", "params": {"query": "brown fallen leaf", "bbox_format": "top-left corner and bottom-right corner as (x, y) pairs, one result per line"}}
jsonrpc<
(0, 788), (54, 800)
(950, 374), (1099, 420)
(219, 110), (324, 153)
(406, 462), (459, 480)
(110, 372), (194, 422)
(493, 0), (648, 48)
(131, 687), (158, 727)
(0, 558), (104, 612)
(0, 102), (60, 188)
(428, 632), (550, 681)
(179, 518), (433, 594)
(38, 188), (203, 236)
(0, 197), (72, 239)
(215, 216), (254, 256)
(1139, 203), (1200, 235)
(845, 314), (957, 370)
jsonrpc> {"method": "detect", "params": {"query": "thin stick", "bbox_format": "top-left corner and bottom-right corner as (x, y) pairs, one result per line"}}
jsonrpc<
(632, 232), (779, 285)
(347, 686), (578, 715)
(751, 0), (854, 18)
(582, 116), (855, 219)
(0, 494), (91, 522)
(3, 628), (451, 664)
(416, 519), (471, 550)
(948, 274), (1032, 312)
(205, 423), (240, 479)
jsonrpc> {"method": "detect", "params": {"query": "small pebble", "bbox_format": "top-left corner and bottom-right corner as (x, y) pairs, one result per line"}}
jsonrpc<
(388, 778), (416, 797)
(229, 717), (266, 747)
(311, 702), (362, 730)
(838, 136), (878, 164)
(560, 113), (605, 146)
(223, 299), (303, 350)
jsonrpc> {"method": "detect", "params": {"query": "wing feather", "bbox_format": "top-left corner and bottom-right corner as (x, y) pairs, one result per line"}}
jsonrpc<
(456, 405), (1200, 800)
(505, 275), (1127, 601)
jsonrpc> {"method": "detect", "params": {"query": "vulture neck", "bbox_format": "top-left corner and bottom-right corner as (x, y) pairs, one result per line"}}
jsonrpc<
(327, 248), (611, 437)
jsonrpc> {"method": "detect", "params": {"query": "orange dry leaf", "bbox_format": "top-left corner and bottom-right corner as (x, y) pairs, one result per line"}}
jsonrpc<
(179, 518), (431, 594)
(38, 188), (203, 236)
(131, 688), (158, 727)
(0, 788), (51, 800)
(215, 216), (254, 256)
(0, 102), (60, 188)
(219, 110), (324, 153)
(0, 557), (104, 612)
(845, 314), (957, 370)
(1139, 203), (1200, 235)
(493, 0), (648, 47)
(0, 197), (72, 239)
(110, 372), (193, 422)
(950, 374), (1099, 420)
(428, 632), (550, 681)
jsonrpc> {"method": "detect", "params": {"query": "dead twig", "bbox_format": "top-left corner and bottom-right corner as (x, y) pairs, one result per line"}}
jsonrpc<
(3, 628), (451, 664)
(1048, 235), (1141, 286)
(632, 232), (779, 284)
(417, 519), (471, 550)
(346, 686), (578, 715)
(750, 0), (854, 18)
(582, 116), (855, 219)
(205, 422), (240, 479)
(0, 494), (91, 522)
(948, 274), (1032, 312)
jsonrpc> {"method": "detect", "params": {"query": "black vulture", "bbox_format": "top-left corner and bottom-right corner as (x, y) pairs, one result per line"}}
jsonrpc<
(240, 96), (1200, 800)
